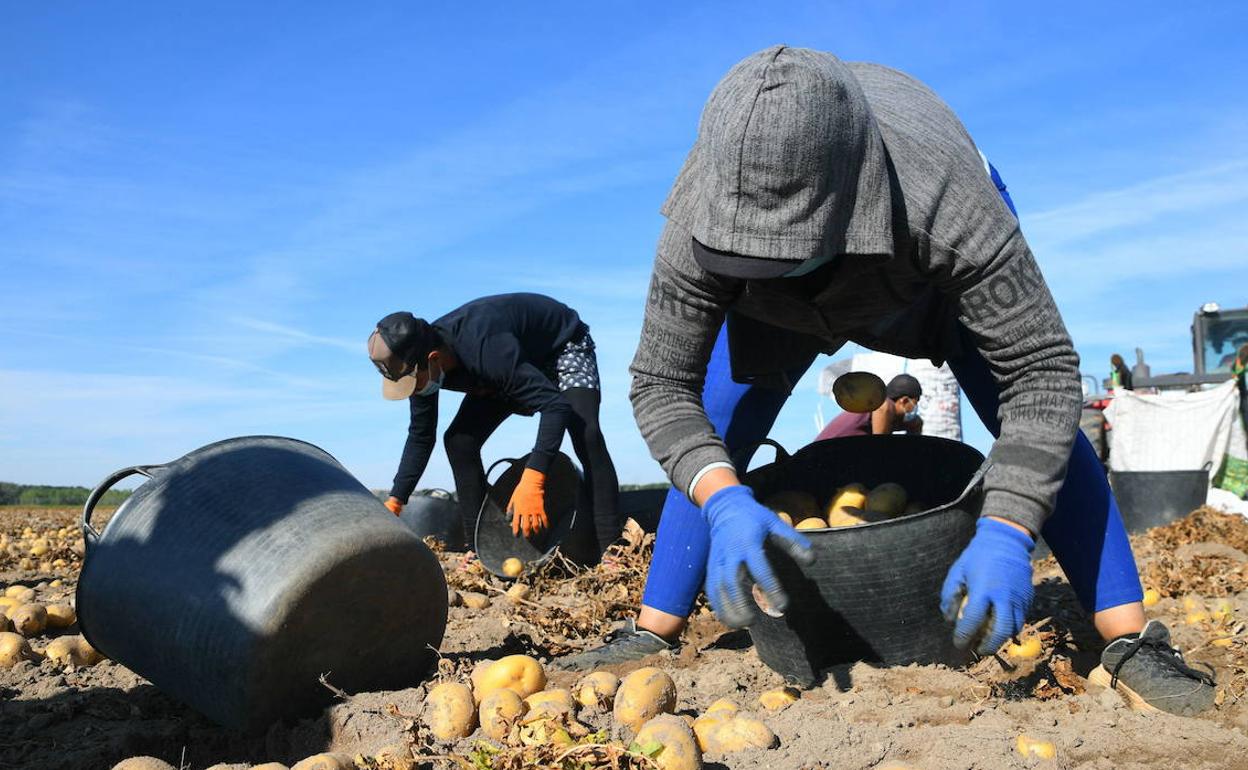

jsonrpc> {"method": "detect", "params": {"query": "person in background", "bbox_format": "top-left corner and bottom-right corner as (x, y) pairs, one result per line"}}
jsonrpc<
(1235, 343), (1248, 435)
(816, 373), (923, 440)
(1110, 353), (1134, 391)
(367, 293), (621, 558)
(559, 46), (1215, 718)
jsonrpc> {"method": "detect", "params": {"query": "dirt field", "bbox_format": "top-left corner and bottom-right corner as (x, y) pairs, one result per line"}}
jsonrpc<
(3, 505), (1248, 770)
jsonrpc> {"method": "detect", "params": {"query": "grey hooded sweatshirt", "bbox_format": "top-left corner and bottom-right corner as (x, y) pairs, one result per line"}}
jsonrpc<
(629, 46), (1082, 536)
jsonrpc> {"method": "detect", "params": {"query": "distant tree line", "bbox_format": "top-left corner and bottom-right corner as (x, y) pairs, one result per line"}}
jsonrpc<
(0, 482), (131, 507)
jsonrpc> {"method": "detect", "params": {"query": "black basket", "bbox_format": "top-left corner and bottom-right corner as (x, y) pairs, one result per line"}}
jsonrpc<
(1110, 464), (1211, 533)
(398, 489), (464, 550)
(473, 452), (585, 578)
(742, 435), (987, 685)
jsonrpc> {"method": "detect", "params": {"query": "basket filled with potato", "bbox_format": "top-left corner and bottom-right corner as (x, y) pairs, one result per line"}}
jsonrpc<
(742, 434), (988, 685)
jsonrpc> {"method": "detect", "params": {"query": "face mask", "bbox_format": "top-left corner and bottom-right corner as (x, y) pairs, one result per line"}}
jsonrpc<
(903, 407), (920, 424)
(414, 359), (444, 397)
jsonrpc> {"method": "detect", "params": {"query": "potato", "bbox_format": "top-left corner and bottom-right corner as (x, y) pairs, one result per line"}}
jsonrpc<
(448, 589), (463, 607)
(1141, 588), (1160, 607)
(4, 586), (35, 603)
(111, 758), (177, 770)
(0, 632), (36, 668)
(1015, 735), (1056, 759)
(45, 603), (76, 629)
(794, 517), (827, 531)
(290, 754), (354, 770)
(761, 491), (820, 522)
(524, 688), (576, 720)
(506, 583), (531, 602)
(865, 483), (908, 517)
(576, 670), (620, 709)
(424, 681), (477, 740)
(479, 688), (528, 739)
(249, 765), (290, 770)
(45, 635), (104, 667)
(461, 592), (491, 610)
(372, 746), (415, 770)
(703, 714), (778, 754)
(903, 501), (925, 515)
(826, 507), (868, 528)
(9, 603), (47, 637)
(614, 667), (677, 733)
(776, 512), (793, 526)
(832, 371), (886, 413)
(825, 483), (868, 516)
(691, 711), (731, 752)
(473, 654), (547, 702)
(704, 698), (738, 716)
(758, 687), (799, 711)
(632, 713), (703, 770)
(502, 558), (524, 578)
(1006, 636), (1042, 659)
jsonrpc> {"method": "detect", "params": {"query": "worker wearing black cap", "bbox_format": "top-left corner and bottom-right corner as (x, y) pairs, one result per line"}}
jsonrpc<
(816, 373), (924, 440)
(367, 293), (620, 556)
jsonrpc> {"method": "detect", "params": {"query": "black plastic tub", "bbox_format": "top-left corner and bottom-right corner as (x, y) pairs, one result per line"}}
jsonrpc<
(398, 489), (464, 550)
(742, 435), (987, 685)
(1110, 465), (1210, 533)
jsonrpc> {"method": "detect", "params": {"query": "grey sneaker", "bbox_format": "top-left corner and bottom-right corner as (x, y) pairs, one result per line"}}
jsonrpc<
(1088, 620), (1217, 716)
(553, 621), (675, 670)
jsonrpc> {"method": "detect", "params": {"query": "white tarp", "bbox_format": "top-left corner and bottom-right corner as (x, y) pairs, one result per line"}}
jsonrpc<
(1104, 380), (1245, 474)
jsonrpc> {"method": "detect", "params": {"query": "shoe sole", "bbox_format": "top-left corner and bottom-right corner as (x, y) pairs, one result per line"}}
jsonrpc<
(1088, 665), (1162, 714)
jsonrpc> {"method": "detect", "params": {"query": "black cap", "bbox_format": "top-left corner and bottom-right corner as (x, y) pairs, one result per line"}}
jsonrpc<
(375, 312), (439, 366)
(886, 374), (922, 400)
(690, 237), (799, 279)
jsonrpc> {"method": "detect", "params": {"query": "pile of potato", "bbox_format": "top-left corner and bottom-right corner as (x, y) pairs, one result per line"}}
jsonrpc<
(0, 582), (102, 670)
(417, 654), (784, 769)
(763, 482), (925, 531)
(0, 523), (83, 573)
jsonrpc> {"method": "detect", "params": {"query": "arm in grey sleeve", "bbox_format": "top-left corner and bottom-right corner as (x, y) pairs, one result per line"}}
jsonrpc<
(934, 227), (1082, 535)
(629, 222), (740, 498)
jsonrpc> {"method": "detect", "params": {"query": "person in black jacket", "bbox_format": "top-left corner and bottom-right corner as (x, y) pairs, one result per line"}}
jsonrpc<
(367, 293), (620, 556)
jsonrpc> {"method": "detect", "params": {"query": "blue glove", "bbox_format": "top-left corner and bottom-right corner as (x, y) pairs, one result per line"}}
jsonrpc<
(940, 517), (1035, 655)
(702, 485), (816, 628)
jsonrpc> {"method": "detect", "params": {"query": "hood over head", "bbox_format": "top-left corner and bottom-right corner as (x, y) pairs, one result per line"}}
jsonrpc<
(662, 45), (896, 272)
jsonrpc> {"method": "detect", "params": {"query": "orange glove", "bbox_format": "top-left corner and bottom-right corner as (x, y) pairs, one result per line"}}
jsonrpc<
(508, 468), (548, 537)
(384, 497), (403, 516)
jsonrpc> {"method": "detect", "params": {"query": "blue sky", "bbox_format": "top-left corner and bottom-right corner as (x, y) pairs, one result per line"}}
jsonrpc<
(2, 2), (1246, 492)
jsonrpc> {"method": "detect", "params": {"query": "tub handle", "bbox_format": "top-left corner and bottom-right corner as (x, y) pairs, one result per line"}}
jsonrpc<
(949, 460), (993, 509)
(81, 465), (163, 547)
(732, 438), (791, 471)
(485, 457), (521, 484)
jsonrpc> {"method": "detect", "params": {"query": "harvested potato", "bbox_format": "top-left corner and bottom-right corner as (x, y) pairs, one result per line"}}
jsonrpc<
(614, 667), (677, 733)
(866, 483), (908, 517)
(903, 501), (925, 515)
(795, 517), (827, 531)
(479, 688), (528, 740)
(45, 603), (76, 629)
(0, 596), (19, 615)
(703, 714), (778, 754)
(502, 557), (524, 578)
(576, 670), (620, 709)
(0, 632), (36, 668)
(461, 592), (491, 610)
(372, 746), (415, 770)
(111, 758), (177, 770)
(827, 507), (868, 528)
(692, 711), (731, 752)
(506, 583), (531, 602)
(1141, 588), (1160, 607)
(758, 687), (799, 711)
(4, 586), (35, 603)
(776, 512), (793, 526)
(832, 371), (886, 413)
(290, 754), (354, 770)
(524, 688), (576, 720)
(474, 654), (547, 702)
(704, 699), (738, 716)
(761, 490), (820, 521)
(45, 635), (104, 667)
(424, 681), (477, 740)
(9, 603), (47, 637)
(826, 483), (868, 516)
(1006, 636), (1042, 659)
(633, 713), (703, 770)
(1015, 735), (1056, 759)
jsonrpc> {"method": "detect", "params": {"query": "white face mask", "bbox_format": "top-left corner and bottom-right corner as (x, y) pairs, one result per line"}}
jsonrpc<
(902, 406), (920, 423)
(414, 359), (444, 397)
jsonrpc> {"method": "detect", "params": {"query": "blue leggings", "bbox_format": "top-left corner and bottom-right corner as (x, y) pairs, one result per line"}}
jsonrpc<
(639, 323), (1144, 619)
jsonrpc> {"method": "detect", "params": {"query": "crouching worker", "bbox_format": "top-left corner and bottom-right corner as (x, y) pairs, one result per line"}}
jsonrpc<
(367, 293), (621, 558)
(817, 373), (923, 440)
(559, 46), (1215, 716)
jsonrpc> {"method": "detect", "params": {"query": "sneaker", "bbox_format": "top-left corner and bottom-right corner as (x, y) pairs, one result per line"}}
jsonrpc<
(1088, 620), (1217, 716)
(552, 621), (675, 670)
